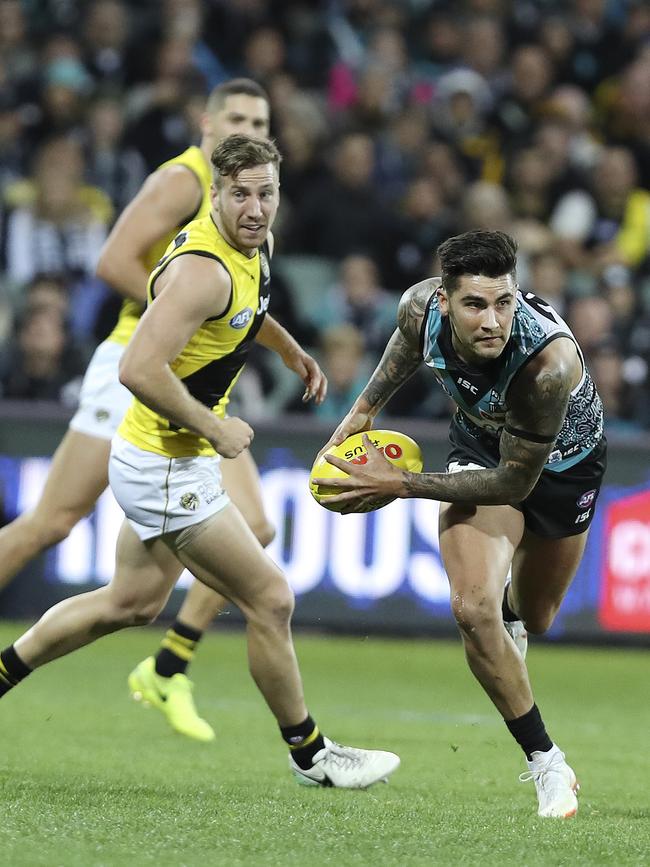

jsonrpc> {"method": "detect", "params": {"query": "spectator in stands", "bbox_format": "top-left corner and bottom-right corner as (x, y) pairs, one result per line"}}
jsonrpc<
(601, 263), (640, 348)
(550, 146), (650, 272)
(601, 57), (650, 190)
(528, 248), (571, 315)
(506, 146), (559, 222)
(432, 68), (497, 182)
(374, 107), (432, 204)
(0, 306), (86, 403)
(264, 75), (327, 243)
(0, 135), (112, 289)
(459, 181), (513, 233)
(565, 295), (613, 361)
(81, 0), (132, 88)
(0, 89), (25, 188)
(241, 26), (287, 84)
(420, 141), (467, 210)
(386, 176), (453, 290)
(589, 340), (646, 437)
(0, 0), (38, 96)
(537, 16), (575, 86)
(83, 94), (147, 212)
(124, 37), (205, 170)
(315, 254), (397, 355)
(461, 15), (508, 95)
(288, 132), (396, 278)
(292, 323), (369, 421)
(21, 273), (70, 323)
(25, 37), (93, 151)
(566, 0), (627, 93)
(414, 8), (463, 82)
(490, 44), (555, 156)
(328, 24), (417, 134)
(160, 0), (228, 89)
(541, 84), (601, 175)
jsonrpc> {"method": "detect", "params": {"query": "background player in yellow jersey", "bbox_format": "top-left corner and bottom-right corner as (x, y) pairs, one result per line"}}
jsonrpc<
(0, 135), (400, 790)
(0, 78), (326, 741)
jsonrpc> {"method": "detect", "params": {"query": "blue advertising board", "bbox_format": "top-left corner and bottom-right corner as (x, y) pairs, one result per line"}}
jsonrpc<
(1, 447), (648, 641)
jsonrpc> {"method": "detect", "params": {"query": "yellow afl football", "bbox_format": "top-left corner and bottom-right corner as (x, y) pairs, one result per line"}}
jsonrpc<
(309, 429), (423, 513)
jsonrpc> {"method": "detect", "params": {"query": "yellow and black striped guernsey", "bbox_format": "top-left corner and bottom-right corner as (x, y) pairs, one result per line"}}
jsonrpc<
(118, 214), (272, 458)
(107, 145), (212, 347)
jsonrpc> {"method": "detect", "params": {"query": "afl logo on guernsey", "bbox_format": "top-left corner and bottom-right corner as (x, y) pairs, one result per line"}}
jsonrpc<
(229, 307), (254, 329)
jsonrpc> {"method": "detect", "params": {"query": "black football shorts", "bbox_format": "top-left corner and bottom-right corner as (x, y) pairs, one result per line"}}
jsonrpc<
(446, 420), (607, 538)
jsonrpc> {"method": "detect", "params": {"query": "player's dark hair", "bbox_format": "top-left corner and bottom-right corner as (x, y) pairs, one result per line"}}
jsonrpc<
(438, 230), (518, 292)
(206, 78), (269, 113)
(211, 134), (281, 185)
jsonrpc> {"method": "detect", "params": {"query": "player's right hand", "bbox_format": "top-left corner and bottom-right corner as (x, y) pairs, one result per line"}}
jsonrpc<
(316, 410), (373, 461)
(210, 417), (254, 458)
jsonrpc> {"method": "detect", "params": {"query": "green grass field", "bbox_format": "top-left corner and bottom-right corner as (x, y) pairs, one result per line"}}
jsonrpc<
(0, 624), (648, 867)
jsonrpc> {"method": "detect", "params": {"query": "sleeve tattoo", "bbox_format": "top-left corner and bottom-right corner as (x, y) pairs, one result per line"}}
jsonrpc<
(356, 282), (433, 415)
(401, 360), (573, 505)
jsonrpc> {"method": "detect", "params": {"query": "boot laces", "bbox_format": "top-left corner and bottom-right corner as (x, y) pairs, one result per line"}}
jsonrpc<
(519, 750), (566, 791)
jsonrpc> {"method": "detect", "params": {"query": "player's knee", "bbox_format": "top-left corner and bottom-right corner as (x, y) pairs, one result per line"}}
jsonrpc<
(257, 521), (276, 548)
(27, 508), (82, 548)
(130, 602), (163, 627)
(249, 519), (275, 548)
(451, 594), (500, 638)
(249, 579), (295, 629)
(106, 593), (164, 628)
(522, 606), (557, 635)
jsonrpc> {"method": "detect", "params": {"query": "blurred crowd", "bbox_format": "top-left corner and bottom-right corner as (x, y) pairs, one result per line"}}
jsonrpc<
(1, 0), (650, 436)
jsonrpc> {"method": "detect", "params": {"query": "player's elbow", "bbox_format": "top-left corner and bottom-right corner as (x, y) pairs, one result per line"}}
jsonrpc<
(505, 471), (537, 504)
(96, 247), (118, 285)
(118, 352), (141, 393)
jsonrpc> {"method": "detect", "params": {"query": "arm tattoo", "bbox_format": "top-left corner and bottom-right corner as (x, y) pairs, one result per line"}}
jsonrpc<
(357, 280), (436, 415)
(401, 355), (573, 506)
(360, 329), (422, 413)
(508, 362), (573, 441)
(397, 279), (438, 345)
(401, 431), (552, 505)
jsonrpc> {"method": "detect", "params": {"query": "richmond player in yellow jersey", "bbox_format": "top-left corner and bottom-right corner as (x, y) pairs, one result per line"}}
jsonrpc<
(0, 79), (325, 741)
(0, 135), (400, 791)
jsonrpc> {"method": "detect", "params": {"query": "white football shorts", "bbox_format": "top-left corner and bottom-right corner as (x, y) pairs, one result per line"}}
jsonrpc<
(69, 340), (133, 440)
(109, 435), (230, 541)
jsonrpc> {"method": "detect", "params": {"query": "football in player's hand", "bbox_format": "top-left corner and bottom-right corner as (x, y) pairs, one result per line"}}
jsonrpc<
(309, 430), (423, 513)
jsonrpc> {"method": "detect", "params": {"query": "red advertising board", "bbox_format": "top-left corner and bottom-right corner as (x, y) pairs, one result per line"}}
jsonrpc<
(600, 489), (650, 632)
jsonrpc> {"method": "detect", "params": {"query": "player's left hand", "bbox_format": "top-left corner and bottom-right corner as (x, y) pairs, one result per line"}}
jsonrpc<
(284, 349), (327, 404)
(312, 434), (407, 514)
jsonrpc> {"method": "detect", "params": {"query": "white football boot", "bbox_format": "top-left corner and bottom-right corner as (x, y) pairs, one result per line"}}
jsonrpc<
(504, 620), (528, 659)
(519, 744), (579, 818)
(290, 737), (400, 789)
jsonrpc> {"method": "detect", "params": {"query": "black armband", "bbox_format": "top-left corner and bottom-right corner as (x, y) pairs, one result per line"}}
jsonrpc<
(504, 423), (556, 444)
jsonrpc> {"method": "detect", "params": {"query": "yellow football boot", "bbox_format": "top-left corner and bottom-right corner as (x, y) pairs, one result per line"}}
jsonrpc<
(128, 656), (215, 742)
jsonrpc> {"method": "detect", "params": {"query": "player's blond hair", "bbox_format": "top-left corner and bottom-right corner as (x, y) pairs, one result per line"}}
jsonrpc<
(211, 134), (281, 186)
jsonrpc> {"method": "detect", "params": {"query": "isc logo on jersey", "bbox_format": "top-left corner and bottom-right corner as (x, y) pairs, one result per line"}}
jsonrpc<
(230, 308), (253, 329)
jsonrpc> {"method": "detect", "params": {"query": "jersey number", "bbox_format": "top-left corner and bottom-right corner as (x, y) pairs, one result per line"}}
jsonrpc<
(522, 292), (559, 324)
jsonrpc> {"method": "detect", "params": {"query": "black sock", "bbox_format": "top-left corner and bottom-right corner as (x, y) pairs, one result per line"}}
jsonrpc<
(502, 581), (519, 622)
(281, 714), (326, 769)
(154, 620), (203, 678)
(505, 704), (553, 759)
(0, 645), (32, 698)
